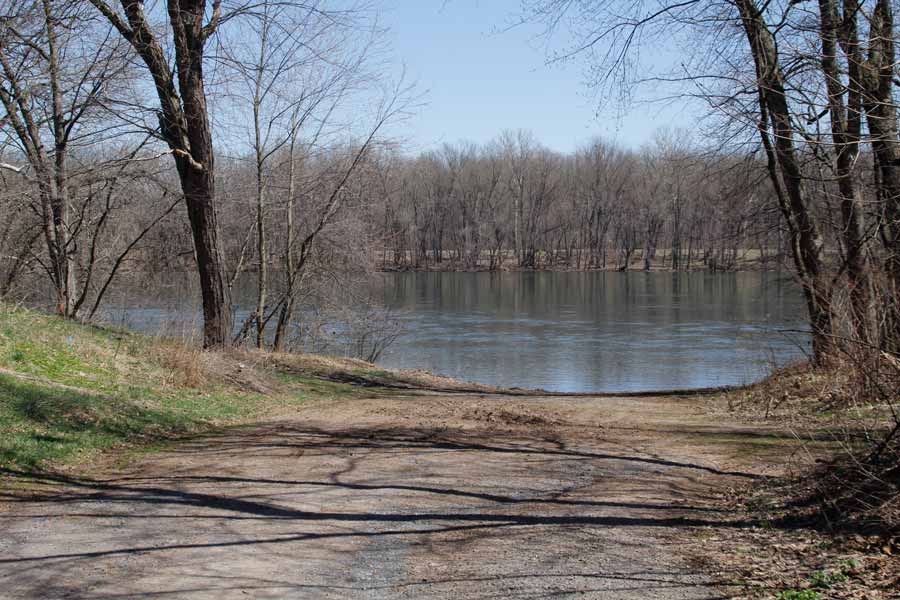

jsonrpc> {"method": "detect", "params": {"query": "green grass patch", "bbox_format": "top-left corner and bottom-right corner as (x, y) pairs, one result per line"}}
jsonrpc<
(808, 569), (849, 589)
(775, 590), (821, 600)
(773, 562), (856, 600)
(274, 372), (366, 399)
(0, 371), (289, 471)
(0, 304), (364, 474)
(0, 374), (195, 469)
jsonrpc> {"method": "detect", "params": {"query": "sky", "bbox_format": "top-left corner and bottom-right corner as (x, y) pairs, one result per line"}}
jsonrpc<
(382, 1), (694, 155)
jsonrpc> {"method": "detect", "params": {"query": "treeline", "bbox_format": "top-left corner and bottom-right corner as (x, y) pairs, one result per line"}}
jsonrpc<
(371, 131), (783, 272)
(87, 129), (787, 277)
(126, 129), (787, 279)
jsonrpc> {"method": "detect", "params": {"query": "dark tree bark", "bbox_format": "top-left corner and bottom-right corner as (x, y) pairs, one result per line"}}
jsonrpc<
(857, 0), (900, 349)
(860, 0), (900, 267)
(818, 0), (870, 341)
(735, 0), (833, 362)
(89, 0), (231, 348)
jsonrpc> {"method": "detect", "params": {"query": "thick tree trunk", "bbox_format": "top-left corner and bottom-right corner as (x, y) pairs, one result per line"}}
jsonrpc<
(175, 128), (230, 346)
(169, 0), (231, 348)
(89, 0), (232, 347)
(858, 0), (900, 350)
(736, 0), (833, 363)
(180, 166), (230, 348)
(819, 0), (870, 342)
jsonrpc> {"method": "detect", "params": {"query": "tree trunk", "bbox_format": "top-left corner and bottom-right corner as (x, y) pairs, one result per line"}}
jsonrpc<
(179, 166), (230, 347)
(273, 133), (299, 353)
(43, 0), (77, 317)
(858, 0), (900, 350)
(89, 0), (231, 347)
(736, 0), (832, 363)
(255, 175), (268, 349)
(819, 0), (870, 342)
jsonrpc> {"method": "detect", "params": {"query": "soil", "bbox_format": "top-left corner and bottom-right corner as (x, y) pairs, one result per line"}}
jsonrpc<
(0, 391), (868, 599)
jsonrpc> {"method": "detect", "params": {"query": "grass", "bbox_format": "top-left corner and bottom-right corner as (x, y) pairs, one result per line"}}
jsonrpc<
(772, 563), (856, 600)
(0, 304), (378, 474)
(261, 350), (497, 393)
(775, 590), (821, 600)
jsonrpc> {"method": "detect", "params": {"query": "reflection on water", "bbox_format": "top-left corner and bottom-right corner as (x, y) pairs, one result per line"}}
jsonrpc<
(372, 271), (808, 393)
(101, 271), (809, 393)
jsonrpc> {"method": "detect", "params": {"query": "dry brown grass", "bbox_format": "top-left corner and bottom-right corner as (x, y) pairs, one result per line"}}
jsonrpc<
(716, 354), (900, 535)
(263, 351), (378, 374)
(147, 337), (208, 388)
(721, 361), (857, 420)
(207, 349), (280, 395)
(144, 339), (286, 395)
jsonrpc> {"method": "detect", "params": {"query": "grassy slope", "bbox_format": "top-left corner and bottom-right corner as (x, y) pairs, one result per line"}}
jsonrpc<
(0, 305), (378, 473)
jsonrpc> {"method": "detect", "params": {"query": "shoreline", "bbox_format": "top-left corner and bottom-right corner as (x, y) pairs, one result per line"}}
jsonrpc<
(0, 305), (894, 599)
(0, 303), (792, 475)
(317, 365), (752, 398)
(375, 260), (782, 274)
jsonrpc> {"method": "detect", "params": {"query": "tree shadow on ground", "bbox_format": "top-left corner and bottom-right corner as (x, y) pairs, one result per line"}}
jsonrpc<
(0, 419), (768, 595)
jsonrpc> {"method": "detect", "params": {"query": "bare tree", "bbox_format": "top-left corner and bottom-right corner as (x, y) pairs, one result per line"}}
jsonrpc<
(0, 0), (178, 320)
(219, 0), (390, 350)
(88, 0), (232, 347)
(0, 0), (126, 316)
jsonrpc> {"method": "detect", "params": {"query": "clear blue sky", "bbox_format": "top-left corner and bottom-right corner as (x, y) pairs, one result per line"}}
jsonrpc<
(382, 0), (693, 154)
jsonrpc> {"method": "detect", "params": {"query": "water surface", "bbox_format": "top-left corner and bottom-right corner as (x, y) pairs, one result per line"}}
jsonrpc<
(373, 272), (808, 393)
(101, 271), (809, 393)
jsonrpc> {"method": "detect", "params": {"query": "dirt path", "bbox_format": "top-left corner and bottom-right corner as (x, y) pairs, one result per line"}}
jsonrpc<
(0, 392), (780, 599)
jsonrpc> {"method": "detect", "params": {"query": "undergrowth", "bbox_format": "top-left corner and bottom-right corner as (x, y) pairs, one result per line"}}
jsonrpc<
(721, 355), (899, 536)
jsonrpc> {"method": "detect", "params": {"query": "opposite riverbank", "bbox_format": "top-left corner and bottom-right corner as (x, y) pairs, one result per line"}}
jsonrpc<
(375, 248), (780, 273)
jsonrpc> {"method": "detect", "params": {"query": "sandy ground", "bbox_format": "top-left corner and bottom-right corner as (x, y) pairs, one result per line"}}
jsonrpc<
(0, 392), (783, 599)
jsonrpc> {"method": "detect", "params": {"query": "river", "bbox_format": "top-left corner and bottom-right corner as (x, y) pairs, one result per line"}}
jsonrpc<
(99, 271), (809, 393)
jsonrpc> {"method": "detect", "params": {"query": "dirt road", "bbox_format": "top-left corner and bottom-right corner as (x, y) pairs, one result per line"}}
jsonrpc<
(0, 392), (776, 599)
